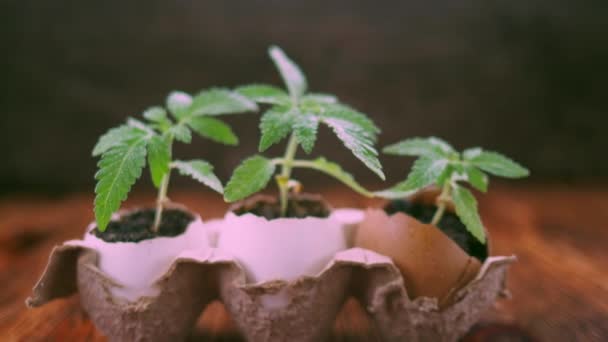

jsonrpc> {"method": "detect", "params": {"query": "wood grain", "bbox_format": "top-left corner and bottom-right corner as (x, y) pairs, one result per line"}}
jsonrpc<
(1, 185), (606, 341)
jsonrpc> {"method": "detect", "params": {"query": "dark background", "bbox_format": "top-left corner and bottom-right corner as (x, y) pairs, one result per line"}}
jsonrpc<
(2, 0), (607, 195)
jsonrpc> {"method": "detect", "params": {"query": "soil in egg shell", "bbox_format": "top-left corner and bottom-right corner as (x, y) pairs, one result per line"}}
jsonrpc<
(91, 208), (194, 243)
(230, 193), (331, 220)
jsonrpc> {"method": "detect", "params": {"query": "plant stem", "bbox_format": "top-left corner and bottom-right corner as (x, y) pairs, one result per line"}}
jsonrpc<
(431, 180), (452, 226)
(278, 133), (299, 216)
(152, 171), (171, 233)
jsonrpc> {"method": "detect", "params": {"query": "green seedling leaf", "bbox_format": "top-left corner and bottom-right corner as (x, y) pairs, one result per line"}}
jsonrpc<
(465, 165), (488, 192)
(379, 135), (528, 243)
(166, 91), (193, 119)
(94, 137), (148, 231)
(224, 155), (276, 202)
(259, 107), (295, 151)
(320, 103), (380, 139)
(464, 149), (530, 178)
(235, 84), (290, 105)
(169, 124), (192, 143)
(400, 156), (449, 191)
(190, 88), (258, 116)
(383, 137), (454, 157)
(293, 113), (319, 153)
(452, 185), (486, 243)
(321, 116), (385, 180)
(303, 157), (372, 196)
(173, 160), (223, 194)
(188, 116), (238, 145)
(127, 118), (156, 135)
(147, 135), (172, 188)
(268, 45), (307, 100)
(92, 125), (147, 157)
(143, 107), (168, 122)
(302, 93), (337, 104)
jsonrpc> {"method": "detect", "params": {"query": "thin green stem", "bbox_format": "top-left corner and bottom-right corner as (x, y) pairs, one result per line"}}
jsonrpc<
(152, 172), (171, 232)
(278, 133), (299, 216)
(431, 180), (452, 226)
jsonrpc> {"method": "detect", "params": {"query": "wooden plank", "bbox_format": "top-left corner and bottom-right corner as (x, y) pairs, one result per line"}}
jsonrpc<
(1, 186), (606, 341)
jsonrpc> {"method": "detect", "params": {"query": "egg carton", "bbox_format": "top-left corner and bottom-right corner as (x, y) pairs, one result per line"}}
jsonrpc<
(28, 240), (513, 341)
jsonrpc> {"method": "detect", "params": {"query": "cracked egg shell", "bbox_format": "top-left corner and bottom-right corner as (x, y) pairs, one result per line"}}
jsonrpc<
(354, 209), (481, 307)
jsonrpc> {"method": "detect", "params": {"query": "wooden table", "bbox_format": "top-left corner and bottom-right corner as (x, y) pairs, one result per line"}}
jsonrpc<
(1, 185), (607, 341)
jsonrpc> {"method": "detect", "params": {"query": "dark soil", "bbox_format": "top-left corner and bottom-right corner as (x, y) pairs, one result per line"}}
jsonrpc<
(229, 193), (331, 220)
(91, 208), (194, 243)
(385, 199), (488, 260)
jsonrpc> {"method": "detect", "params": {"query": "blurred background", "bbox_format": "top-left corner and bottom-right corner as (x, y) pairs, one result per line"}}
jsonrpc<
(2, 0), (607, 195)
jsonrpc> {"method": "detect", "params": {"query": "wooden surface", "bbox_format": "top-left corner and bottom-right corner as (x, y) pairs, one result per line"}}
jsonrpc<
(1, 185), (607, 341)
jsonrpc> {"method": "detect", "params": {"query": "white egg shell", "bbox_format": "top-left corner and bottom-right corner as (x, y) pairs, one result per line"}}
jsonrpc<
(216, 209), (362, 283)
(81, 214), (210, 301)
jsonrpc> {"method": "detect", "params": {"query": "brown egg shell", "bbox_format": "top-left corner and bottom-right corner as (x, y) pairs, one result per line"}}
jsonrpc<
(355, 209), (482, 306)
(353, 206), (515, 342)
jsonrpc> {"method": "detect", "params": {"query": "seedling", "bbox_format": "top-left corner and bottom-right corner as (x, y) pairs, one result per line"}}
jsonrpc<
(92, 89), (258, 232)
(224, 46), (385, 215)
(378, 137), (529, 243)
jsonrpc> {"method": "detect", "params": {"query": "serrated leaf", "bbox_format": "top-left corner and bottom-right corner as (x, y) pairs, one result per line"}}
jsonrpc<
(187, 116), (238, 145)
(302, 157), (372, 196)
(320, 103), (380, 140)
(302, 93), (337, 104)
(235, 84), (290, 105)
(259, 107), (295, 151)
(321, 117), (384, 179)
(169, 124), (192, 143)
(465, 165), (489, 192)
(268, 46), (307, 99)
(452, 185), (486, 243)
(147, 135), (171, 188)
(400, 156), (449, 190)
(224, 156), (276, 202)
(166, 91), (193, 119)
(173, 160), (223, 194)
(466, 150), (529, 178)
(293, 113), (319, 153)
(143, 107), (168, 122)
(94, 138), (148, 231)
(92, 125), (147, 157)
(383, 137), (454, 157)
(190, 88), (258, 116)
(127, 117), (156, 135)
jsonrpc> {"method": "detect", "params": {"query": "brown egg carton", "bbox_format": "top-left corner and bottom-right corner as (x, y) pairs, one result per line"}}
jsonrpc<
(27, 239), (513, 342)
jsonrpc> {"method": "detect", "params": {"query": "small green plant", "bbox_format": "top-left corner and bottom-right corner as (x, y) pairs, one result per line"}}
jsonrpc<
(378, 137), (529, 243)
(224, 46), (385, 215)
(92, 89), (258, 232)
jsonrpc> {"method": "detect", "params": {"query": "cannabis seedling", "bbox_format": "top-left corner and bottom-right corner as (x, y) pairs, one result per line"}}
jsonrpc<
(224, 46), (385, 215)
(92, 89), (257, 232)
(378, 137), (529, 243)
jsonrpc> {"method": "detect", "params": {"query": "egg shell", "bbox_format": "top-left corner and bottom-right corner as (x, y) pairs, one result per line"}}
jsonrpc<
(216, 211), (353, 284)
(355, 209), (481, 306)
(26, 207), (225, 342)
(82, 212), (209, 301)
